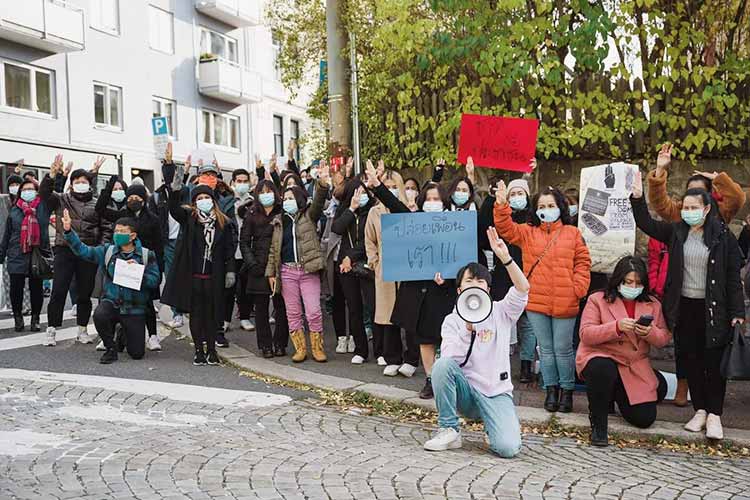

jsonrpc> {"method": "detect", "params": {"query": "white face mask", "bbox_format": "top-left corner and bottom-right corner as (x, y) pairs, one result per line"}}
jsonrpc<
(422, 201), (443, 212)
(72, 182), (90, 194)
(8, 185), (19, 196)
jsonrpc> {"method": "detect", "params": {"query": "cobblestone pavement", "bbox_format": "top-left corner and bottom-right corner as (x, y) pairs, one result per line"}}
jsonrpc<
(2, 378), (750, 500)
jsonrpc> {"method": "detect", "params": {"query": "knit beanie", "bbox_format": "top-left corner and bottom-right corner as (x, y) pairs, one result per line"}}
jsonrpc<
(191, 184), (215, 201)
(507, 178), (530, 197)
(126, 184), (148, 201)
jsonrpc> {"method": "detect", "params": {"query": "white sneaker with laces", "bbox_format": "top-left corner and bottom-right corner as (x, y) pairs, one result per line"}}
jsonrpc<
(706, 413), (724, 440)
(147, 335), (162, 351)
(377, 356), (387, 366)
(240, 320), (255, 331)
(383, 365), (400, 377)
(424, 428), (462, 451)
(336, 337), (348, 354)
(168, 315), (184, 329)
(398, 363), (417, 378)
(347, 336), (356, 353)
(42, 327), (56, 347)
(77, 326), (96, 344)
(95, 340), (106, 352)
(684, 409), (708, 432)
(351, 355), (365, 365)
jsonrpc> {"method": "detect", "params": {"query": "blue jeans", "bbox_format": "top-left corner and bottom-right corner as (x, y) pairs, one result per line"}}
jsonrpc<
(526, 312), (576, 390)
(432, 357), (521, 458)
(517, 312), (537, 362)
(164, 239), (181, 316)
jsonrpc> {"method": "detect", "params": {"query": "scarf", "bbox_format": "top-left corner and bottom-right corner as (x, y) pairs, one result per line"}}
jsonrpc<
(17, 197), (41, 254)
(196, 210), (216, 264)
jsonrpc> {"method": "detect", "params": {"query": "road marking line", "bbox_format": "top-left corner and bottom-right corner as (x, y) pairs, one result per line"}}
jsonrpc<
(0, 326), (81, 351)
(0, 310), (74, 331)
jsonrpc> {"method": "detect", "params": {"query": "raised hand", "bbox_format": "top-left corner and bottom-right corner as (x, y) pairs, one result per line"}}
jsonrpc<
(165, 142), (173, 163)
(365, 160), (380, 188)
(255, 154), (263, 169)
(64, 162), (73, 177)
(436, 158), (445, 169)
(466, 156), (475, 181)
(14, 159), (23, 174)
(631, 169), (643, 198)
(345, 156), (354, 177)
(494, 180), (508, 205)
(171, 163), (185, 191)
(434, 272), (445, 286)
(91, 156), (106, 173)
(376, 159), (385, 179)
(693, 170), (719, 181)
(529, 157), (537, 172)
(350, 186), (364, 210)
(655, 143), (673, 173)
(318, 163), (331, 187)
(185, 154), (192, 170)
(270, 153), (278, 172)
(50, 154), (64, 178)
(486, 227), (510, 262)
(62, 209), (72, 232)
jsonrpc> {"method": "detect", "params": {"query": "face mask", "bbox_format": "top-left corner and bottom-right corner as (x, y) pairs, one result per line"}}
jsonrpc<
(234, 183), (250, 195)
(259, 192), (275, 207)
(358, 193), (370, 207)
(283, 199), (298, 215)
(569, 205), (578, 217)
(389, 188), (400, 198)
(509, 196), (527, 210)
(310, 169), (319, 180)
(127, 199), (143, 212)
(681, 209), (705, 226)
(198, 174), (218, 190)
(619, 284), (644, 301)
(20, 190), (37, 203)
(452, 191), (470, 206)
(423, 201), (443, 212)
(536, 207), (561, 223)
(113, 233), (132, 247)
(196, 198), (214, 214)
(72, 182), (90, 194)
(406, 189), (418, 202)
(8, 185), (19, 196)
(111, 190), (126, 203)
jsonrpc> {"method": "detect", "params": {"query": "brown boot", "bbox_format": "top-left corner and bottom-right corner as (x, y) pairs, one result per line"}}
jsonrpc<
(289, 330), (307, 363)
(674, 378), (689, 407)
(309, 332), (327, 362)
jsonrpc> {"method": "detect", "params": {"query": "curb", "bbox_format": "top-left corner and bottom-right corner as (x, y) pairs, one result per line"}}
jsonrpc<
(218, 343), (750, 446)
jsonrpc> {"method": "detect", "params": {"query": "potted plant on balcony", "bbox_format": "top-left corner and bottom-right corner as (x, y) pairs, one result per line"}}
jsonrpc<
(200, 53), (217, 62)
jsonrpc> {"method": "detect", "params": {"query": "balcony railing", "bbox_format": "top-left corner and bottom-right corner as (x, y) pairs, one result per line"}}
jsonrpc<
(194, 0), (259, 28)
(198, 57), (262, 104)
(0, 0), (85, 53)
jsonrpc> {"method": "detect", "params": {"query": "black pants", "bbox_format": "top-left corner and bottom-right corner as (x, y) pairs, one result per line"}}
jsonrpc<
(331, 267), (347, 338)
(9, 273), (43, 317)
(254, 293), (289, 350)
(224, 260), (253, 322)
(360, 278), (381, 357)
(338, 268), (368, 359)
(93, 301), (145, 360)
(583, 357), (667, 429)
(48, 246), (98, 327)
(190, 276), (217, 352)
(676, 297), (726, 415)
(382, 324), (420, 366)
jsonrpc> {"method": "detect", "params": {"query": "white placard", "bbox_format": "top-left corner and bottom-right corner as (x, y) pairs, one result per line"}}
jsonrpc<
(113, 259), (145, 291)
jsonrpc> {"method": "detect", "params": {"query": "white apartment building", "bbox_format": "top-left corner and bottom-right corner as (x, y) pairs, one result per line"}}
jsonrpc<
(0, 0), (315, 189)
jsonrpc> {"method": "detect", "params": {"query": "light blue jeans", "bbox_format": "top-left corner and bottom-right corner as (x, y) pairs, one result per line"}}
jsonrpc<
(432, 357), (521, 458)
(525, 312), (576, 390)
(517, 312), (537, 362)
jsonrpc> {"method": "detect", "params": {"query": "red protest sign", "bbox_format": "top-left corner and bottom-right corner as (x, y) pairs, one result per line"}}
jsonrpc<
(457, 114), (539, 173)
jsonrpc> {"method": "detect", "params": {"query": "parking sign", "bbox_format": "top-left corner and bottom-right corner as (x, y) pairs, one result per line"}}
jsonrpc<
(152, 117), (169, 159)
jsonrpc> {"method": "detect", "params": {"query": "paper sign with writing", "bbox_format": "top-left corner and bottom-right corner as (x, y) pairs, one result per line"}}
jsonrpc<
(578, 162), (638, 273)
(381, 211), (477, 282)
(457, 114), (539, 173)
(113, 259), (145, 291)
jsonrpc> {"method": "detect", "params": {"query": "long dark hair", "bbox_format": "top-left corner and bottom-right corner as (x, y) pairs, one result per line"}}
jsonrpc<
(252, 179), (280, 210)
(334, 176), (373, 219)
(681, 188), (720, 246)
(604, 256), (652, 303)
(416, 182), (449, 211)
(448, 176), (475, 208)
(529, 186), (572, 226)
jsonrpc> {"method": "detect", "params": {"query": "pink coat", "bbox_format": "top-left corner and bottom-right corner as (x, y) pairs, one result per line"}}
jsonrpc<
(576, 291), (672, 405)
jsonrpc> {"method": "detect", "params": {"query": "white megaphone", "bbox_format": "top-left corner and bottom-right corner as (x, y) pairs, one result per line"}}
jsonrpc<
(456, 287), (493, 324)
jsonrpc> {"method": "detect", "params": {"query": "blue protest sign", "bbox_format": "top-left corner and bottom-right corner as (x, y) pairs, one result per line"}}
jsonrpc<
(381, 211), (477, 282)
(151, 117), (169, 136)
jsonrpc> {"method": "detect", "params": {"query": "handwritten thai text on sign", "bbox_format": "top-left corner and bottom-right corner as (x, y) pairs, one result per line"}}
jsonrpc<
(381, 211), (477, 282)
(457, 114), (539, 173)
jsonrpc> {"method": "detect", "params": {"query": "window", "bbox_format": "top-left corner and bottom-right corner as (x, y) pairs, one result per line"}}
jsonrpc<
(91, 0), (120, 35)
(94, 82), (122, 129)
(1, 60), (54, 115)
(272, 32), (282, 80)
(148, 6), (174, 54)
(200, 29), (238, 63)
(290, 119), (300, 160)
(273, 115), (284, 156)
(202, 110), (239, 149)
(152, 97), (176, 138)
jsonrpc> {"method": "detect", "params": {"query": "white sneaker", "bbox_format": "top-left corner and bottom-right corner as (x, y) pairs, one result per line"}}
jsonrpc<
(240, 319), (255, 331)
(424, 428), (462, 451)
(377, 356), (387, 366)
(76, 326), (96, 344)
(347, 336), (356, 353)
(351, 355), (365, 365)
(168, 315), (184, 329)
(383, 365), (400, 376)
(336, 337), (348, 354)
(95, 340), (106, 352)
(42, 327), (56, 347)
(706, 413), (724, 440)
(147, 335), (162, 351)
(398, 363), (417, 378)
(684, 410), (708, 432)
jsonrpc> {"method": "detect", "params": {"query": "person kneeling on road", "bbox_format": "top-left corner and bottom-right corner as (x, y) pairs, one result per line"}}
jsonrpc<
(62, 210), (160, 364)
(424, 227), (529, 458)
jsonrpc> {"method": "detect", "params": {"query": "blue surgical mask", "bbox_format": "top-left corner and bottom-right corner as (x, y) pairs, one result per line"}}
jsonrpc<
(196, 198), (214, 214)
(389, 188), (400, 199)
(536, 207), (561, 223)
(20, 190), (37, 203)
(72, 182), (90, 194)
(283, 199), (298, 215)
(8, 185), (18, 196)
(569, 205), (578, 216)
(113, 233), (132, 247)
(619, 284), (644, 300)
(509, 196), (527, 211)
(111, 190), (126, 203)
(259, 192), (275, 207)
(452, 191), (470, 206)
(422, 201), (443, 213)
(358, 193), (370, 207)
(681, 209), (705, 226)
(234, 183), (250, 196)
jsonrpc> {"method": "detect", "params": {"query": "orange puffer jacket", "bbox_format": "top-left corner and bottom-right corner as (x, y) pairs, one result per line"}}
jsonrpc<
(494, 202), (591, 318)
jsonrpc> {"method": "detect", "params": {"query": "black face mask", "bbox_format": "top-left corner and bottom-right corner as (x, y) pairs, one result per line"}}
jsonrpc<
(128, 200), (144, 212)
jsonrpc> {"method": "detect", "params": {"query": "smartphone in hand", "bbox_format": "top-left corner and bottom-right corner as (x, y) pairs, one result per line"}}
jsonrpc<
(636, 314), (654, 327)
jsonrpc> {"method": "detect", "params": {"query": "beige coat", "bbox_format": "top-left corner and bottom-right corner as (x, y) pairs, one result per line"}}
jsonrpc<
(365, 203), (397, 325)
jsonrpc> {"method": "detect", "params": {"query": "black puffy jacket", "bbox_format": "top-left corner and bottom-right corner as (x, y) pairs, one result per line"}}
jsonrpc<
(40, 174), (102, 247)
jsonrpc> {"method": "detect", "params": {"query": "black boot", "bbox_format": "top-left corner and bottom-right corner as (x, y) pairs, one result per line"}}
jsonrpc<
(544, 386), (560, 412)
(100, 348), (118, 364)
(519, 360), (532, 383)
(559, 389), (574, 413)
(30, 314), (40, 332)
(13, 315), (24, 332)
(273, 345), (286, 357)
(589, 413), (608, 447)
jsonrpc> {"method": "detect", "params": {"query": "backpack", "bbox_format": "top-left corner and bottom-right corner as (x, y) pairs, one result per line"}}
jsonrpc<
(104, 244), (151, 280)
